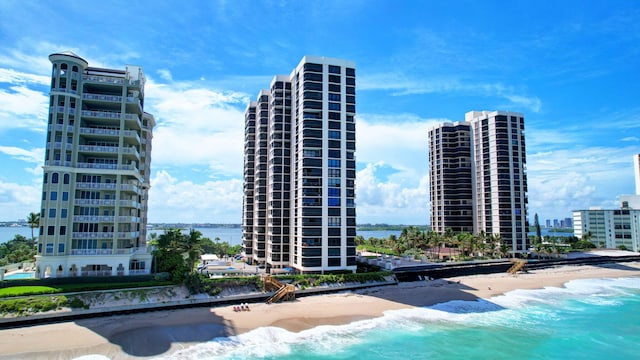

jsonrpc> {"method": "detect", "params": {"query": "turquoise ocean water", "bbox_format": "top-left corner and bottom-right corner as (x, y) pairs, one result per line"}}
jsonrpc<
(160, 277), (639, 360)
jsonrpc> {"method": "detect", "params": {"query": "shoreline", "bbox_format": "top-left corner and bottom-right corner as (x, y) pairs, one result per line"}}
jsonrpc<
(1, 262), (639, 359)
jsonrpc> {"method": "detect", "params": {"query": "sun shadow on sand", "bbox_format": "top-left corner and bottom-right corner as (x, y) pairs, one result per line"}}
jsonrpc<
(356, 279), (505, 313)
(74, 307), (236, 357)
(593, 262), (640, 272)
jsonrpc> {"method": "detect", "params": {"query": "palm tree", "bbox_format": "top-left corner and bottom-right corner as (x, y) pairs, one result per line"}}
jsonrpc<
(26, 212), (40, 247)
(181, 229), (205, 273)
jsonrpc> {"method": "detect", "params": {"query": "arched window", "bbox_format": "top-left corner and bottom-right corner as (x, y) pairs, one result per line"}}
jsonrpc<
(63, 174), (70, 184)
(72, 65), (78, 72)
(52, 173), (59, 184)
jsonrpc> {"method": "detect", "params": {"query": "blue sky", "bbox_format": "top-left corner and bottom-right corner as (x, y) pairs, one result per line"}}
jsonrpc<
(0, 0), (639, 225)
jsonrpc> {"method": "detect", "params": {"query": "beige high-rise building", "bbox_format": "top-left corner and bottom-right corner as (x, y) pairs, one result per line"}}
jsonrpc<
(35, 52), (154, 278)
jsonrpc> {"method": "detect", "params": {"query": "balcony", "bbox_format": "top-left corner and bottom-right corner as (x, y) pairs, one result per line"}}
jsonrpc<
(47, 142), (74, 151)
(81, 110), (142, 129)
(53, 124), (75, 132)
(69, 247), (139, 256)
(72, 215), (141, 223)
(82, 74), (125, 85)
(72, 231), (114, 239)
(50, 88), (78, 95)
(50, 106), (78, 115)
(76, 162), (138, 172)
(44, 160), (72, 167)
(75, 199), (117, 206)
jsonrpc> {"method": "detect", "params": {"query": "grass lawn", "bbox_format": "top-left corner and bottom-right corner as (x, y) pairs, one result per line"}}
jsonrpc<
(0, 286), (60, 298)
(0, 281), (174, 298)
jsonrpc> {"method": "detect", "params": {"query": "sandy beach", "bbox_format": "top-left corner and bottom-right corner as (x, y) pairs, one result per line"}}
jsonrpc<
(1, 262), (638, 359)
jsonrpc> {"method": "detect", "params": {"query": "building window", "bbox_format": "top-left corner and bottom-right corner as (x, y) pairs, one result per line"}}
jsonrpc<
(328, 102), (340, 111)
(328, 159), (341, 167)
(328, 93), (341, 101)
(42, 191), (46, 200)
(47, 226), (55, 235)
(328, 188), (340, 197)
(49, 208), (56, 218)
(63, 174), (70, 184)
(60, 226), (66, 235)
(328, 131), (341, 139)
(62, 192), (68, 201)
(52, 173), (59, 183)
(328, 198), (340, 206)
(50, 191), (57, 201)
(46, 243), (53, 254)
(43, 173), (48, 184)
(58, 243), (65, 253)
(61, 209), (67, 218)
(328, 65), (341, 74)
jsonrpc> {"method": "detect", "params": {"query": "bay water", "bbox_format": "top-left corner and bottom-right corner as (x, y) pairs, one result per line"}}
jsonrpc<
(163, 277), (639, 360)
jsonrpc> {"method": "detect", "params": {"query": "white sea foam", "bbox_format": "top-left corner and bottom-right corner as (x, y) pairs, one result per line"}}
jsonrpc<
(164, 276), (639, 360)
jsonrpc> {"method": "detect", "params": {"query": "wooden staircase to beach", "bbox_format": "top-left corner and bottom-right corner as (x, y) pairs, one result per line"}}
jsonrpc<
(264, 275), (296, 304)
(507, 260), (527, 274)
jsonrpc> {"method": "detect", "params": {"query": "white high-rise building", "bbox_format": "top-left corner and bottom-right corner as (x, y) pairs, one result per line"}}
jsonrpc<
(35, 52), (154, 278)
(242, 56), (357, 273)
(428, 111), (529, 254)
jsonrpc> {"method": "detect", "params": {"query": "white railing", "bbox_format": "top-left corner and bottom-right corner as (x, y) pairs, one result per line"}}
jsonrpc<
(75, 182), (117, 190)
(82, 74), (125, 85)
(78, 145), (119, 153)
(83, 93), (122, 102)
(51, 88), (78, 94)
(71, 249), (114, 255)
(45, 160), (72, 167)
(74, 199), (116, 206)
(72, 232), (114, 239)
(79, 127), (119, 136)
(76, 163), (138, 171)
(72, 215), (117, 222)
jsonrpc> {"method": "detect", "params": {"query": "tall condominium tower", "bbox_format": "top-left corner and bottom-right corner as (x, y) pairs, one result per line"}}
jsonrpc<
(428, 110), (528, 254)
(428, 122), (473, 233)
(242, 56), (357, 273)
(35, 51), (154, 278)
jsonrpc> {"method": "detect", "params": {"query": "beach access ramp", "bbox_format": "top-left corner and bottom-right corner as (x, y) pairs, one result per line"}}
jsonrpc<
(264, 275), (295, 304)
(507, 259), (527, 274)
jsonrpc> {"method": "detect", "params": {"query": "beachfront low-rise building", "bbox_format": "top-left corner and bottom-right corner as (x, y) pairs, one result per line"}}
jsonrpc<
(35, 52), (154, 278)
(572, 206), (640, 252)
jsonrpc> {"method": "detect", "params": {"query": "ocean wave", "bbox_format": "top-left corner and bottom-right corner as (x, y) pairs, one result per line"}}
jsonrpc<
(163, 276), (639, 360)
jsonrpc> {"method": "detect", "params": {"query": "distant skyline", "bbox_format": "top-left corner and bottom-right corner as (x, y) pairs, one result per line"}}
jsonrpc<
(0, 1), (639, 224)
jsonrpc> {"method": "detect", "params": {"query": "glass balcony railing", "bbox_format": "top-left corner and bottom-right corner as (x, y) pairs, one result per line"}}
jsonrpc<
(82, 74), (125, 85)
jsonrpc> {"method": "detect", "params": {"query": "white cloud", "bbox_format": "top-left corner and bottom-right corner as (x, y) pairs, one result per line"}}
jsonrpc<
(526, 147), (636, 220)
(157, 69), (173, 82)
(0, 180), (41, 220)
(0, 85), (49, 131)
(359, 74), (542, 113)
(0, 146), (44, 164)
(144, 78), (249, 177)
(148, 170), (243, 223)
(356, 162), (429, 224)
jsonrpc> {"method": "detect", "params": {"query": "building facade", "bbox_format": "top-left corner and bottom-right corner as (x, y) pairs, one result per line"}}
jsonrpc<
(573, 207), (640, 252)
(242, 56), (357, 273)
(428, 110), (529, 254)
(35, 51), (154, 278)
(428, 122), (474, 233)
